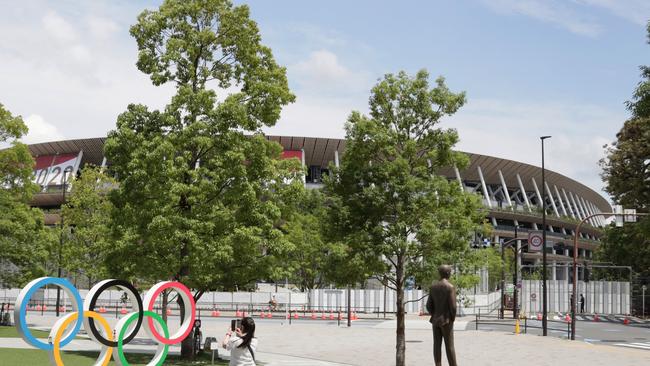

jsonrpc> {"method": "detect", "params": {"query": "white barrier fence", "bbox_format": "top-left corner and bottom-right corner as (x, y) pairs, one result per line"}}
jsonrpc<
(520, 280), (630, 315)
(0, 280), (631, 315)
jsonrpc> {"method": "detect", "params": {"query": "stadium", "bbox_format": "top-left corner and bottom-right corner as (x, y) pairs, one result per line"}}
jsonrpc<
(27, 135), (610, 285)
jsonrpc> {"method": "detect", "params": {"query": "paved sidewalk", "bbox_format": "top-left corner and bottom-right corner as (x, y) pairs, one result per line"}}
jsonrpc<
(6, 315), (650, 365)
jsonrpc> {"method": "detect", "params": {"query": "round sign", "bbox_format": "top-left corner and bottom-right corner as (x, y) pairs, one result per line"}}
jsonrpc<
(528, 232), (543, 251)
(531, 293), (537, 301)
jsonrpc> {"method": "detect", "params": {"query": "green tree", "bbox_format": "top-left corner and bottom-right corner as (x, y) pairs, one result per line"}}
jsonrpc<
(324, 70), (485, 366)
(598, 22), (650, 316)
(60, 166), (116, 287)
(105, 0), (297, 357)
(626, 22), (650, 119)
(0, 104), (50, 287)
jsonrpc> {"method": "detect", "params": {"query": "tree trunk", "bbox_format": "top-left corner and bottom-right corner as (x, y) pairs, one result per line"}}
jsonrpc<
(161, 290), (168, 324)
(395, 256), (406, 366)
(179, 290), (194, 359)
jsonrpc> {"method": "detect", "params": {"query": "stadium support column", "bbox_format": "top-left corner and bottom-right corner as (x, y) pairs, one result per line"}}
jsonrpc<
(553, 185), (568, 217)
(561, 188), (577, 219)
(477, 166), (492, 208)
(301, 149), (306, 186)
(453, 166), (463, 191)
(498, 170), (512, 208)
(516, 173), (532, 212)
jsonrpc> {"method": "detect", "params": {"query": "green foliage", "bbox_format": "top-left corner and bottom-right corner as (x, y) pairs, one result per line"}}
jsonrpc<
(597, 218), (650, 278)
(59, 166), (116, 283)
(323, 70), (484, 365)
(0, 104), (50, 287)
(105, 0), (299, 295)
(598, 23), (650, 280)
(600, 118), (650, 211)
(626, 22), (650, 119)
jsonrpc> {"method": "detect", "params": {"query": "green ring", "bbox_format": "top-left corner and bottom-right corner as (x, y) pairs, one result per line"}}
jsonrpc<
(117, 310), (170, 366)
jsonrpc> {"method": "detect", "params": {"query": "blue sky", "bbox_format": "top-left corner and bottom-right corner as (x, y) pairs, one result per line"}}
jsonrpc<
(1, 0), (648, 197)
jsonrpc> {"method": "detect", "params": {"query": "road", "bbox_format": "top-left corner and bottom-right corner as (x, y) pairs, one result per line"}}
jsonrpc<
(472, 314), (650, 351)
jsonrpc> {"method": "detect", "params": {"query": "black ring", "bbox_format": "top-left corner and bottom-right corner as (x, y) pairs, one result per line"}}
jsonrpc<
(87, 279), (143, 347)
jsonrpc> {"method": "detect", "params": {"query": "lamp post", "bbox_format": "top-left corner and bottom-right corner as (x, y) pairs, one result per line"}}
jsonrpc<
(540, 135), (551, 336)
(55, 170), (68, 317)
(500, 225), (519, 319)
(513, 225), (519, 319)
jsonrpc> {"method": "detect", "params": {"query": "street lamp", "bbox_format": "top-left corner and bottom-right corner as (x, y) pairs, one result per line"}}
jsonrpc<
(55, 170), (69, 317)
(500, 225), (519, 319)
(540, 135), (551, 336)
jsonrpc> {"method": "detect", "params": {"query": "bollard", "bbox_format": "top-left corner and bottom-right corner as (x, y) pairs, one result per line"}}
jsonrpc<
(515, 319), (520, 335)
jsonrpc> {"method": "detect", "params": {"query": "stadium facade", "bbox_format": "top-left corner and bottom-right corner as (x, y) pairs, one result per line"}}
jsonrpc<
(26, 136), (610, 286)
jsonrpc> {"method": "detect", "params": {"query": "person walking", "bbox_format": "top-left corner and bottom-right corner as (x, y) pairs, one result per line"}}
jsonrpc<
(426, 265), (458, 366)
(222, 317), (258, 366)
(580, 294), (585, 313)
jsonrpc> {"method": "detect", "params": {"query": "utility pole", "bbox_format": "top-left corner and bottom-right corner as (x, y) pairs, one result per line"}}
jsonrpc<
(513, 225), (519, 319)
(55, 171), (68, 317)
(540, 136), (551, 336)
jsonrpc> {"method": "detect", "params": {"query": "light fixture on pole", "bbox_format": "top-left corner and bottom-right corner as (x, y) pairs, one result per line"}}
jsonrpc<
(540, 135), (551, 336)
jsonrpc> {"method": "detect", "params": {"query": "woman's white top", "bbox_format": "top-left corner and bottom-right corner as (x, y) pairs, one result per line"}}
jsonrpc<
(226, 335), (258, 366)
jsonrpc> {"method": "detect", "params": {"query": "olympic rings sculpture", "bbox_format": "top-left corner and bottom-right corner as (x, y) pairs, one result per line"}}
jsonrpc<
(14, 277), (196, 366)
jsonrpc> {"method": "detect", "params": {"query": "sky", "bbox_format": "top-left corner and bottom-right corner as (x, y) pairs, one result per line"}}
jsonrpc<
(0, 0), (648, 199)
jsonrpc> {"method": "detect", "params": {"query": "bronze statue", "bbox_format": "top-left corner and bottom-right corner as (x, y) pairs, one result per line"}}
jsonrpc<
(426, 265), (458, 366)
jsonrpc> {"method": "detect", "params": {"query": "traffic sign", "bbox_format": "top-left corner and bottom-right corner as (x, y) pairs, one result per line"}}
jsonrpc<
(528, 231), (543, 252)
(531, 293), (537, 301)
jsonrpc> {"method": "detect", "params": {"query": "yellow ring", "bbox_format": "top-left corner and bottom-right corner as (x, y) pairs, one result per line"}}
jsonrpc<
(52, 311), (113, 366)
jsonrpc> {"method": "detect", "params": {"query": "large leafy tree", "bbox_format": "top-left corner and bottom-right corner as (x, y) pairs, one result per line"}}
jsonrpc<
(105, 0), (298, 357)
(598, 22), (650, 315)
(324, 70), (485, 366)
(0, 104), (50, 287)
(59, 166), (115, 287)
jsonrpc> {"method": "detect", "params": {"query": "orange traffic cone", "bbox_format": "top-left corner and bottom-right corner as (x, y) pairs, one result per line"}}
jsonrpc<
(293, 312), (299, 319)
(36, 305), (42, 311)
(258, 311), (265, 318)
(352, 312), (358, 320)
(42, 305), (48, 311)
(310, 311), (316, 320)
(329, 312), (334, 320)
(321, 312), (326, 320)
(120, 307), (127, 314)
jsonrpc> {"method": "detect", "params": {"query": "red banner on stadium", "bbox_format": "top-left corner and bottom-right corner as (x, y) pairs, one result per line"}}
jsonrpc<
(32, 151), (83, 187)
(281, 150), (302, 161)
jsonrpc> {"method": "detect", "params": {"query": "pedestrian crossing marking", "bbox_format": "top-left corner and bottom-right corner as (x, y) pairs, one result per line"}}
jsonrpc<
(614, 342), (650, 351)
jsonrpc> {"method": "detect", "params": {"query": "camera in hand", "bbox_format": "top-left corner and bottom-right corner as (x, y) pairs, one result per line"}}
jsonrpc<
(231, 319), (242, 331)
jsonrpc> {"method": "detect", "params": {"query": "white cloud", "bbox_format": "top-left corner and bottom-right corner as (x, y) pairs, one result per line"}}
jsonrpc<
(42, 11), (78, 43)
(482, 0), (601, 36)
(86, 16), (119, 39)
(21, 114), (65, 144)
(442, 98), (626, 196)
(576, 0), (650, 26)
(290, 50), (373, 96)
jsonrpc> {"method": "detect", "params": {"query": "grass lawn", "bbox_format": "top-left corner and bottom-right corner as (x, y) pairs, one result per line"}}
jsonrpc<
(0, 348), (230, 365)
(0, 325), (50, 338)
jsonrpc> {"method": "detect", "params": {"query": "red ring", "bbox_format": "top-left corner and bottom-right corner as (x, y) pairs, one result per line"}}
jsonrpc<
(146, 282), (196, 345)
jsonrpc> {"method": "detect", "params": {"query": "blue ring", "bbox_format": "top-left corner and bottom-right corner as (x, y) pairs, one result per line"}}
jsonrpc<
(18, 277), (83, 350)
